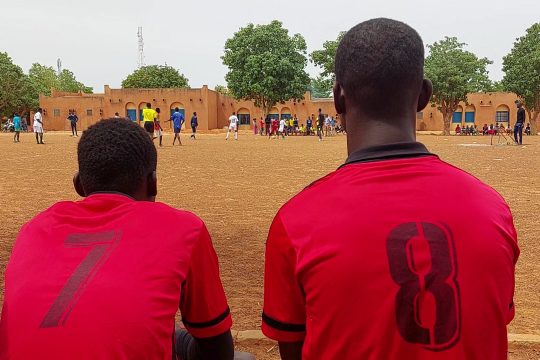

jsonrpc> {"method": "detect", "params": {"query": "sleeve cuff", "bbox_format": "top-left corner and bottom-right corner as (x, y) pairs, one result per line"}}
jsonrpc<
(184, 307), (233, 339)
(261, 312), (306, 342)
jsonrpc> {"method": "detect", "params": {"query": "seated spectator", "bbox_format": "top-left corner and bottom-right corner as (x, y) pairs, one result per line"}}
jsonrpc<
(0, 119), (249, 360)
(525, 123), (531, 136)
(455, 124), (461, 135)
(482, 124), (488, 135)
(262, 18), (518, 359)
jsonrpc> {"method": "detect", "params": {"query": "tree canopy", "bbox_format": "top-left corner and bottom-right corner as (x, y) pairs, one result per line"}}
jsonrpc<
(424, 37), (492, 135)
(222, 20), (310, 115)
(309, 76), (332, 98)
(121, 65), (189, 89)
(28, 63), (93, 96)
(0, 52), (36, 117)
(310, 31), (345, 95)
(214, 85), (231, 97)
(502, 23), (540, 134)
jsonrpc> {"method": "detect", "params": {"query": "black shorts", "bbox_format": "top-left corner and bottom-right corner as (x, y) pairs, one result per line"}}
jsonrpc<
(144, 121), (154, 134)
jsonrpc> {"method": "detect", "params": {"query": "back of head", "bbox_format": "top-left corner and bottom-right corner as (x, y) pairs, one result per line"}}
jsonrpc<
(335, 18), (425, 119)
(77, 118), (157, 196)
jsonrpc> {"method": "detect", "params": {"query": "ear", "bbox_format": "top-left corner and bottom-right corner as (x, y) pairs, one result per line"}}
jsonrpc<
(147, 171), (157, 198)
(417, 79), (433, 112)
(333, 82), (346, 115)
(73, 172), (86, 197)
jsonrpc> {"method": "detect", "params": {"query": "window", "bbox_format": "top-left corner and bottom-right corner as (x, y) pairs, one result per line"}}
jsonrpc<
(416, 112), (423, 120)
(238, 114), (250, 125)
(87, 109), (93, 116)
(496, 111), (509, 122)
(452, 112), (463, 123)
(53, 109), (60, 117)
(465, 112), (475, 123)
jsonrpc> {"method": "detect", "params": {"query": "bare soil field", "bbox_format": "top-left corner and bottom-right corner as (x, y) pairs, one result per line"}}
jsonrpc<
(0, 130), (538, 358)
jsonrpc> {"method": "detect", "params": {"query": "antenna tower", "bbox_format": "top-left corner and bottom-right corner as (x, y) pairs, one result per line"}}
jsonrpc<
(137, 26), (145, 68)
(57, 58), (62, 76)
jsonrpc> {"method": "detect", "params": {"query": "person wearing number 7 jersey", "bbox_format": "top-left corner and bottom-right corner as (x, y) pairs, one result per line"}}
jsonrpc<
(262, 18), (519, 360)
(0, 119), (253, 360)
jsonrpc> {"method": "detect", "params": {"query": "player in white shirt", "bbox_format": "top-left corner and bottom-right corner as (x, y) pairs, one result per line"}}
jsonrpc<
(33, 108), (44, 144)
(226, 112), (239, 140)
(278, 118), (286, 139)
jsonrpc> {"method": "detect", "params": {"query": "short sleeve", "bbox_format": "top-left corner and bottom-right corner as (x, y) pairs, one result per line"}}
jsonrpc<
(262, 213), (306, 342)
(180, 224), (232, 338)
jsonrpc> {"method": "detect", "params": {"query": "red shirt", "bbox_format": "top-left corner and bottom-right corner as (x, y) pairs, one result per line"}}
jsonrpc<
(0, 193), (231, 360)
(262, 143), (519, 360)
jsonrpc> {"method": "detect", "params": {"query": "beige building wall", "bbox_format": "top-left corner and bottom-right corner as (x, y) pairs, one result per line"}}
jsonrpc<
(40, 87), (520, 132)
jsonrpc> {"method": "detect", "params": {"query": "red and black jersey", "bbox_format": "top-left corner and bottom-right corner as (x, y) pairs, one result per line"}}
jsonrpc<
(0, 193), (231, 360)
(262, 142), (519, 359)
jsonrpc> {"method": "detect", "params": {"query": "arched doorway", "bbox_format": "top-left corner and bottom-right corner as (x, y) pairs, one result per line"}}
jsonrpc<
(268, 107), (279, 120)
(452, 105), (463, 124)
(125, 102), (137, 121)
(237, 108), (250, 125)
(496, 104), (510, 123)
(280, 107), (292, 120)
(465, 105), (475, 124)
(170, 102), (185, 129)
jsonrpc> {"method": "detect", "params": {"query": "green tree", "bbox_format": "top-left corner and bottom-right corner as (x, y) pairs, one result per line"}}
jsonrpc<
(425, 37), (492, 135)
(502, 23), (540, 135)
(58, 69), (93, 93)
(28, 63), (59, 97)
(122, 65), (189, 89)
(28, 63), (93, 96)
(310, 31), (345, 93)
(214, 85), (231, 96)
(309, 76), (332, 98)
(222, 20), (310, 115)
(0, 52), (36, 117)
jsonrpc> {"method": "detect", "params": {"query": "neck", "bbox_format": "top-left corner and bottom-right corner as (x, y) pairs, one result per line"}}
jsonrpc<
(346, 113), (417, 156)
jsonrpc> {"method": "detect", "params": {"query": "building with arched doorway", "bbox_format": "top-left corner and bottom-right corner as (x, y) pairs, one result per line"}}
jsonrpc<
(39, 85), (521, 133)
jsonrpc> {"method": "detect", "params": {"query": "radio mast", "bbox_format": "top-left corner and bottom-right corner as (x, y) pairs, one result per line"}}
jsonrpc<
(57, 58), (62, 76)
(137, 26), (145, 69)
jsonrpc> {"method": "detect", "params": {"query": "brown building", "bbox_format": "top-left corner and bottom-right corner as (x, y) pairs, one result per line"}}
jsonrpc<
(39, 86), (520, 132)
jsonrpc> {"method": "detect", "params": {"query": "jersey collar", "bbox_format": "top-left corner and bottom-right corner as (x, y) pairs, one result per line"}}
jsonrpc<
(87, 191), (136, 201)
(340, 142), (436, 168)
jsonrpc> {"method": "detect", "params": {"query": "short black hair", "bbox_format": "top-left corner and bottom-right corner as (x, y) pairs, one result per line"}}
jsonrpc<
(77, 118), (157, 195)
(335, 18), (425, 117)
(175, 107), (179, 112)
(156, 107), (161, 113)
(146, 103), (151, 108)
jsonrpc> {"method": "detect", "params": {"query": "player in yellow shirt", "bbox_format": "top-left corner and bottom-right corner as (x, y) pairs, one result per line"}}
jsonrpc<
(141, 103), (157, 135)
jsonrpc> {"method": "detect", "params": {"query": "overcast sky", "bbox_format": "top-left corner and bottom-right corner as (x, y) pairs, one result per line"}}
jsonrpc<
(3, 0), (539, 92)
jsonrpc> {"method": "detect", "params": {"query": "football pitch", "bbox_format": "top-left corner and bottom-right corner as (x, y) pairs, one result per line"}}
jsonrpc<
(0, 131), (538, 358)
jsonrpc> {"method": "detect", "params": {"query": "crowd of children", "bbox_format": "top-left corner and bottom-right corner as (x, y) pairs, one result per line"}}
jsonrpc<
(252, 113), (345, 139)
(455, 123), (532, 136)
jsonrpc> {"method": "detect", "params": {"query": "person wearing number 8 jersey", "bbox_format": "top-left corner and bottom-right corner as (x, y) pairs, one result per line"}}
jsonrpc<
(0, 119), (247, 360)
(262, 18), (519, 360)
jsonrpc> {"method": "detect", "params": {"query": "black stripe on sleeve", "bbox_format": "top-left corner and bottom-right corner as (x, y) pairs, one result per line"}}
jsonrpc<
(183, 307), (230, 329)
(262, 312), (306, 332)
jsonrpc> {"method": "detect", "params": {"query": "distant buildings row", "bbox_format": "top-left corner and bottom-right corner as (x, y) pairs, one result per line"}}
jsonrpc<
(39, 86), (521, 131)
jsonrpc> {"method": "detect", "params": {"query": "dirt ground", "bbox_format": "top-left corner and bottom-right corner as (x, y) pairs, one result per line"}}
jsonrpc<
(0, 130), (538, 358)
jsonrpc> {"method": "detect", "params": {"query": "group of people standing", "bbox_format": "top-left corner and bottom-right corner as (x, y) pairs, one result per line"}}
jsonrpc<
(7, 108), (45, 144)
(140, 103), (198, 146)
(247, 109), (343, 141)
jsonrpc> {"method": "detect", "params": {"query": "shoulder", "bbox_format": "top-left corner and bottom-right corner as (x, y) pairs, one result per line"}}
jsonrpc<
(278, 170), (340, 215)
(140, 202), (204, 226)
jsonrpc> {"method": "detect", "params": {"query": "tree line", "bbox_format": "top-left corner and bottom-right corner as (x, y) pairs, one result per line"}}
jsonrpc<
(1, 21), (538, 134)
(0, 55), (93, 117)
